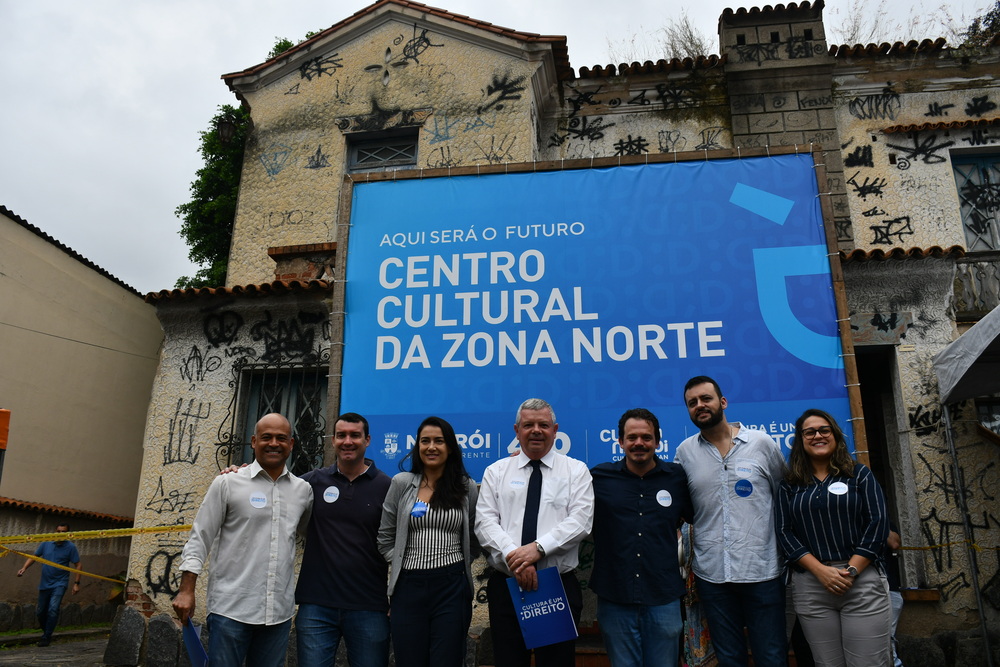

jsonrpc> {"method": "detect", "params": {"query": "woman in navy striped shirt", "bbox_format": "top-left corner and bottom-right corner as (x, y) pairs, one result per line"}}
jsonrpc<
(777, 408), (893, 667)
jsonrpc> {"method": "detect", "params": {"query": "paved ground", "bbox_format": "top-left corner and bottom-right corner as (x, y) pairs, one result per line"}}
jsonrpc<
(0, 630), (109, 666)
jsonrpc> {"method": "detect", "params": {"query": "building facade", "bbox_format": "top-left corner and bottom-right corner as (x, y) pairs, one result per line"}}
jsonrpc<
(125, 0), (1000, 657)
(0, 205), (162, 624)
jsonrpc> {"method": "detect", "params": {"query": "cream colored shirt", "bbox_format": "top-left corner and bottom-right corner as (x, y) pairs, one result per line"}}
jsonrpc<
(179, 460), (312, 625)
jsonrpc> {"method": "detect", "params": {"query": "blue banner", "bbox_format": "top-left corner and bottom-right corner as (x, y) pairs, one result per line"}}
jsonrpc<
(343, 155), (851, 479)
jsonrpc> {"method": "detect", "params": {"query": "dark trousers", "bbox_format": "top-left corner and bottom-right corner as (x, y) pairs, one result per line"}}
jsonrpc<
(390, 562), (472, 667)
(487, 569), (582, 667)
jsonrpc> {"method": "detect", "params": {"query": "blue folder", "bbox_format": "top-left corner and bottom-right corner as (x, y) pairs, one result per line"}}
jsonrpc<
(506, 566), (579, 649)
(182, 620), (209, 667)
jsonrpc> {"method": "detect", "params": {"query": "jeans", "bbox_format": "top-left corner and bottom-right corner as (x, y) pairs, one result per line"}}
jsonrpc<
(889, 591), (904, 667)
(389, 562), (471, 667)
(207, 613), (292, 667)
(295, 604), (389, 667)
(695, 575), (787, 667)
(597, 598), (682, 667)
(36, 586), (67, 640)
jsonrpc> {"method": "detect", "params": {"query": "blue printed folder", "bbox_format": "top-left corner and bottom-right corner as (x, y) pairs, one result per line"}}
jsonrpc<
(182, 621), (208, 667)
(506, 566), (579, 649)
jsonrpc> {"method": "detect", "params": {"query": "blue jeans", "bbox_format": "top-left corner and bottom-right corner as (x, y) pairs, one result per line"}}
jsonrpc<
(295, 603), (389, 667)
(206, 613), (291, 667)
(36, 586), (66, 640)
(695, 576), (787, 667)
(597, 598), (682, 667)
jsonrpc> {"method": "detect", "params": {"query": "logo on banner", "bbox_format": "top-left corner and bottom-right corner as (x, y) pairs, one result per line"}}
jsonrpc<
(383, 433), (399, 460)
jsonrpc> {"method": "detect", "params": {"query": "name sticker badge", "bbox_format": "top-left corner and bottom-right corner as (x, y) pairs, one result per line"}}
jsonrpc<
(656, 490), (673, 507)
(734, 480), (754, 498)
(323, 486), (340, 503)
(829, 482), (849, 496)
(249, 492), (268, 509)
(735, 463), (754, 479)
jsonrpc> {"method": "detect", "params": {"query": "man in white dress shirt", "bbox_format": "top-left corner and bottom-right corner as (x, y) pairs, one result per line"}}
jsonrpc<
(475, 398), (594, 667)
(172, 413), (313, 667)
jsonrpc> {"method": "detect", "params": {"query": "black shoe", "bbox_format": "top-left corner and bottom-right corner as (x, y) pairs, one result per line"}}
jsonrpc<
(37, 638), (51, 647)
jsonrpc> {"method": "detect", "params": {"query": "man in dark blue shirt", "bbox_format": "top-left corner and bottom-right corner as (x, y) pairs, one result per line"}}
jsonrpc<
(295, 412), (392, 667)
(590, 408), (692, 667)
(16, 523), (81, 647)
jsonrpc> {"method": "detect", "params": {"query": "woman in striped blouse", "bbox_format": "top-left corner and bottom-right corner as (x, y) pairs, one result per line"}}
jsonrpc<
(776, 408), (893, 667)
(378, 416), (479, 667)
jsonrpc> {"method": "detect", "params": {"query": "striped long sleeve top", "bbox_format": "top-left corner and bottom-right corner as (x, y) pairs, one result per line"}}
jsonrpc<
(776, 463), (889, 567)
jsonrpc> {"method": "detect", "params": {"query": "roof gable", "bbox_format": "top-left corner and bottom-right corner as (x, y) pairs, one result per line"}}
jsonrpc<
(223, 0), (570, 94)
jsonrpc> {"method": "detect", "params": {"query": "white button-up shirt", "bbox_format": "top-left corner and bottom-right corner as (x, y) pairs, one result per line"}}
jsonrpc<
(179, 460), (313, 625)
(475, 448), (594, 575)
(674, 423), (786, 584)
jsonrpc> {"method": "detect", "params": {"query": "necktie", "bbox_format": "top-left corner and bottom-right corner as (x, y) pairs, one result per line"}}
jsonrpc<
(521, 459), (543, 545)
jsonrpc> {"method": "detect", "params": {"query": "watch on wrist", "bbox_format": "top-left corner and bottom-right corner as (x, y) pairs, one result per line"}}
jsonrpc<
(535, 541), (545, 557)
(845, 565), (859, 578)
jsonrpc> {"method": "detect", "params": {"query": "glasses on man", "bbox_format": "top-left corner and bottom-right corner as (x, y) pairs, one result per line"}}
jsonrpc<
(802, 426), (833, 438)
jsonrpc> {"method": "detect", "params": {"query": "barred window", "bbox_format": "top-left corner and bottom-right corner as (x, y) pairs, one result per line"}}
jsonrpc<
(953, 154), (1000, 252)
(236, 368), (328, 476)
(349, 130), (418, 171)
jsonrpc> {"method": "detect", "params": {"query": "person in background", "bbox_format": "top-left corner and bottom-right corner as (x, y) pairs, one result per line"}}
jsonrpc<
(16, 523), (80, 647)
(886, 527), (905, 667)
(378, 416), (478, 667)
(776, 408), (892, 667)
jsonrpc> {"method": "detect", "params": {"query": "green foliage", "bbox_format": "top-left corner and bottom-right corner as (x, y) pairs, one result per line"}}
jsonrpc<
(174, 105), (249, 289)
(175, 34), (321, 289)
(964, 0), (1000, 47)
(267, 37), (295, 59)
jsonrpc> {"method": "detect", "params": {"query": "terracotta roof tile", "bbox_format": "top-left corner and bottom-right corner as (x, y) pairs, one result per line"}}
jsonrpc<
(578, 54), (724, 79)
(721, 0), (824, 22)
(223, 0), (572, 84)
(829, 38), (947, 58)
(840, 245), (965, 262)
(145, 279), (332, 304)
(1, 205), (142, 297)
(0, 496), (133, 525)
(882, 117), (1000, 134)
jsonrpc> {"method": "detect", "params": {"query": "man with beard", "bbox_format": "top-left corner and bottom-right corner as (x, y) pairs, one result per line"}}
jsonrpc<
(590, 408), (692, 667)
(673, 377), (788, 667)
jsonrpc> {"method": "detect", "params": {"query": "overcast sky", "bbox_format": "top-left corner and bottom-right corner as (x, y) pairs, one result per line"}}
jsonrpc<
(0, 0), (988, 294)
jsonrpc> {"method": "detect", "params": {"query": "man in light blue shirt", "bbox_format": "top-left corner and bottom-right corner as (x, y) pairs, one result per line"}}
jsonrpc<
(673, 376), (787, 667)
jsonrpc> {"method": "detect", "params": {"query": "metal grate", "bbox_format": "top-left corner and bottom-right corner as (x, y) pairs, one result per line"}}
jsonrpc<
(953, 155), (1000, 252)
(215, 353), (330, 476)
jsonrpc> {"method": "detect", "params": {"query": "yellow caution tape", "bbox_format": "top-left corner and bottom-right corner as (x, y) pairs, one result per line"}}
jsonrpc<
(1, 524), (194, 585)
(1, 524), (192, 545)
(1, 544), (122, 584)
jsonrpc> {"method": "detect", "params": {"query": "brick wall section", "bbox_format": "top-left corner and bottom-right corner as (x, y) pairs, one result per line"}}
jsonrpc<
(268, 242), (337, 282)
(125, 579), (156, 618)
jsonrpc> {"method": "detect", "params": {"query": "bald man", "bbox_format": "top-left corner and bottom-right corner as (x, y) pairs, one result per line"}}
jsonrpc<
(173, 413), (313, 667)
